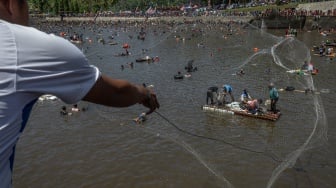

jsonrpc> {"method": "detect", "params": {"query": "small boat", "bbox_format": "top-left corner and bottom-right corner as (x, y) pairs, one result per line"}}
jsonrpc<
(174, 74), (184, 79)
(202, 102), (281, 121)
(285, 34), (295, 37)
(286, 68), (318, 75)
(286, 69), (309, 75)
(324, 42), (336, 47)
(70, 40), (82, 44)
(108, 42), (118, 45)
(184, 73), (192, 78)
(136, 56), (153, 62)
(173, 70), (185, 79)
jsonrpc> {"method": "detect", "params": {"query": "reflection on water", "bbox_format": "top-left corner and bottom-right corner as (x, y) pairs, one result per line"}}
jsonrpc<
(13, 21), (335, 188)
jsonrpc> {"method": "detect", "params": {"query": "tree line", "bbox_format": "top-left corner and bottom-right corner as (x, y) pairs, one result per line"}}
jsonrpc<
(28, 0), (219, 15)
(29, 0), (116, 14)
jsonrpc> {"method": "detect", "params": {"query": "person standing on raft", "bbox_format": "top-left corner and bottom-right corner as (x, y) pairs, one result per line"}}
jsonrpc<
(268, 83), (279, 113)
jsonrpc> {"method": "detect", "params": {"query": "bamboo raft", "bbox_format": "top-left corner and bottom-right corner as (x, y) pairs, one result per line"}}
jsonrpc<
(202, 102), (281, 121)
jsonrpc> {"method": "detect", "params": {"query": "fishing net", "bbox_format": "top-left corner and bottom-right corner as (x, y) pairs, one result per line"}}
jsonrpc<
(90, 21), (328, 188)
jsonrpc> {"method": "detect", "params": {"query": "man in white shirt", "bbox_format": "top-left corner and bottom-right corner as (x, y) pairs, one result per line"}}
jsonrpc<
(0, 0), (160, 187)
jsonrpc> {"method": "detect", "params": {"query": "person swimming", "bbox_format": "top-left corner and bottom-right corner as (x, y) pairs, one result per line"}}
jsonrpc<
(60, 106), (72, 116)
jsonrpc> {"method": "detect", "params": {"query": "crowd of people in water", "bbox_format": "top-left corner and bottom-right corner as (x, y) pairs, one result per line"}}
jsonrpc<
(30, 6), (333, 120)
(310, 38), (336, 63)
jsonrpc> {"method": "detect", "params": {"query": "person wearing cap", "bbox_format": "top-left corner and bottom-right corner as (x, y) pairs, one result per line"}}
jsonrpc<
(240, 89), (252, 104)
(268, 83), (279, 113)
(222, 84), (234, 103)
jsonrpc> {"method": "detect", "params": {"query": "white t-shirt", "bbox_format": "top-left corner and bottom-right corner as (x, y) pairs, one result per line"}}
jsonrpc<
(0, 20), (100, 188)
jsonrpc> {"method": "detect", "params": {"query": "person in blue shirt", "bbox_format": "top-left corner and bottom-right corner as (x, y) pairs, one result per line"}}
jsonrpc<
(268, 83), (279, 113)
(222, 84), (235, 103)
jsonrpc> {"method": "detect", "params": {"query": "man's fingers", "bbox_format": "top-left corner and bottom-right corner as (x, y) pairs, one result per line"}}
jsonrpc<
(148, 94), (159, 112)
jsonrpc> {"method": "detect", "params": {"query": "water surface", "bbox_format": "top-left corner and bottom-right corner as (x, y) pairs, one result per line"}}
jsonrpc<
(13, 21), (336, 188)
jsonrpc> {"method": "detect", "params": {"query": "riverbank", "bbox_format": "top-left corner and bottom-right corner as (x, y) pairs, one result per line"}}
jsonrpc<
(39, 14), (336, 32)
(43, 15), (254, 25)
(33, 1), (335, 29)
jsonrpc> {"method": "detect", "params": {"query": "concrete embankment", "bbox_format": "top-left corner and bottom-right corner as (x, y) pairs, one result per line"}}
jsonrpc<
(305, 16), (336, 30)
(297, 1), (336, 30)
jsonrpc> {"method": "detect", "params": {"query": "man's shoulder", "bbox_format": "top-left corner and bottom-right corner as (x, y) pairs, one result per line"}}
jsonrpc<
(11, 24), (83, 61)
(1, 19), (37, 34)
(3, 21), (67, 46)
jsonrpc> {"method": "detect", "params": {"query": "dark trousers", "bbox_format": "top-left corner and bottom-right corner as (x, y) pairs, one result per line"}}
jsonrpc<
(271, 98), (278, 113)
(206, 91), (217, 105)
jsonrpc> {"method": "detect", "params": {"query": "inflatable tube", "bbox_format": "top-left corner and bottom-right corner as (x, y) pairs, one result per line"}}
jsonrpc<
(174, 75), (184, 79)
(285, 86), (295, 91)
